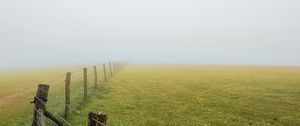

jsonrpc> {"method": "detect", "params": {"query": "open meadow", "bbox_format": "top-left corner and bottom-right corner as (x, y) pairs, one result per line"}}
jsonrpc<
(0, 65), (300, 125)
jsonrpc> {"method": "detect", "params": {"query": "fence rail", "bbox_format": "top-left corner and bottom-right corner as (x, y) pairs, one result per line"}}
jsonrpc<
(31, 61), (126, 126)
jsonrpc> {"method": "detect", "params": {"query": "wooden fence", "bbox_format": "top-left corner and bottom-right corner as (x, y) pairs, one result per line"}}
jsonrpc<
(31, 61), (126, 126)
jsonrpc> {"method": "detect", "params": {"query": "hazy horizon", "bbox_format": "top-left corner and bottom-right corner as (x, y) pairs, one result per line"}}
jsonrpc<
(1, 0), (300, 69)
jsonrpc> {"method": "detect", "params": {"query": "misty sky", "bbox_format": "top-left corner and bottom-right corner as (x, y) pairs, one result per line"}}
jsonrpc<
(0, 0), (300, 69)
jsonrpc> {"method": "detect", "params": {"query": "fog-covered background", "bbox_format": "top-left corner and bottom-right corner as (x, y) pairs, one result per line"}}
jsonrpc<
(1, 0), (300, 69)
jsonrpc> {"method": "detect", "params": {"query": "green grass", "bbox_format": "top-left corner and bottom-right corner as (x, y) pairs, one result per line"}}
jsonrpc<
(1, 65), (300, 125)
(73, 65), (300, 126)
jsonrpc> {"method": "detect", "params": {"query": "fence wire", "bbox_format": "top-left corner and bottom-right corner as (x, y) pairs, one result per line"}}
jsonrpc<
(31, 62), (124, 126)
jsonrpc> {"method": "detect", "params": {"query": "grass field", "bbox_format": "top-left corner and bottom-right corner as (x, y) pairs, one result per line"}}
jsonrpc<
(0, 65), (300, 125)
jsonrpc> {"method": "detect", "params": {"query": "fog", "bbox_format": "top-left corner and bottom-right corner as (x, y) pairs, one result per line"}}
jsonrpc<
(1, 0), (300, 69)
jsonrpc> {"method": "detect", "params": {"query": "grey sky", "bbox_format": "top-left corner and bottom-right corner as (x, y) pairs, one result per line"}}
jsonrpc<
(1, 0), (300, 69)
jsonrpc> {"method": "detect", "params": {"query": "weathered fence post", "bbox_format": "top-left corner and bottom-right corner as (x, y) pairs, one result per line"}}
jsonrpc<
(103, 64), (107, 82)
(32, 84), (49, 126)
(36, 109), (46, 126)
(94, 66), (98, 89)
(88, 112), (107, 126)
(83, 67), (88, 100)
(109, 62), (113, 77)
(65, 72), (71, 119)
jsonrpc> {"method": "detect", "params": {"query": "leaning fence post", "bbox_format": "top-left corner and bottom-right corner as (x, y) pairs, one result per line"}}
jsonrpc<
(83, 67), (88, 100)
(65, 72), (71, 119)
(103, 64), (107, 82)
(94, 66), (98, 89)
(32, 84), (49, 126)
(88, 112), (107, 126)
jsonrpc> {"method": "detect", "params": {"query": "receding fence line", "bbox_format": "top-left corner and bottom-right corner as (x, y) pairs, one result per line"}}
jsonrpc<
(31, 61), (125, 126)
